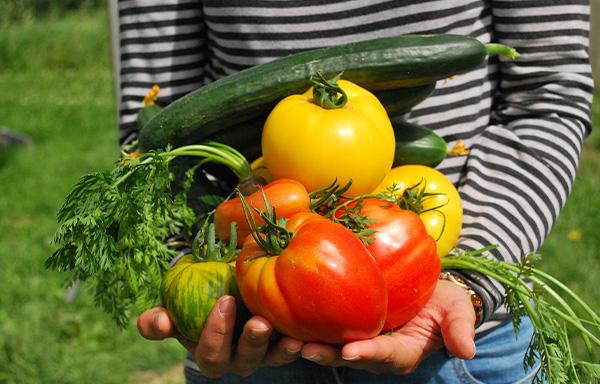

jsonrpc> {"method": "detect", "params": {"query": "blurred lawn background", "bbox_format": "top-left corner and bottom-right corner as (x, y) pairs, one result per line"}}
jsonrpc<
(0, 3), (598, 384)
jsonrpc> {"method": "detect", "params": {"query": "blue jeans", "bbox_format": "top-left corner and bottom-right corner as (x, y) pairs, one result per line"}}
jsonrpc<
(185, 317), (540, 384)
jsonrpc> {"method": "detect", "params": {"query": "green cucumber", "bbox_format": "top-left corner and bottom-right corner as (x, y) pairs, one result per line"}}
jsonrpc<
(373, 82), (436, 116)
(392, 120), (448, 167)
(140, 35), (517, 150)
(137, 103), (162, 129)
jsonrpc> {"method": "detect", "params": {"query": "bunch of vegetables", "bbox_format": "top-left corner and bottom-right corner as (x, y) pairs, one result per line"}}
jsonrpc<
(47, 34), (600, 383)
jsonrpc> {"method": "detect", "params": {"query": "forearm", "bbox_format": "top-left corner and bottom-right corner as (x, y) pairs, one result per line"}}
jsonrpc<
(116, 0), (208, 144)
(448, 0), (593, 326)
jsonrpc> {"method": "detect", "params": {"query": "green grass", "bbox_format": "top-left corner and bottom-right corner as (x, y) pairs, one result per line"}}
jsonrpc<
(0, 9), (598, 384)
(0, 10), (184, 384)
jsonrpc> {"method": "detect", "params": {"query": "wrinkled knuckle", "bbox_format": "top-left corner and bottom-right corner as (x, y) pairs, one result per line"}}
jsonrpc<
(198, 353), (227, 370)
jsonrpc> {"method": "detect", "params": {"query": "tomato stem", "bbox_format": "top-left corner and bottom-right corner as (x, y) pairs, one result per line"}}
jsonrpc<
(191, 220), (239, 263)
(309, 179), (353, 213)
(485, 43), (520, 60)
(383, 180), (449, 241)
(237, 189), (292, 256)
(311, 72), (348, 109)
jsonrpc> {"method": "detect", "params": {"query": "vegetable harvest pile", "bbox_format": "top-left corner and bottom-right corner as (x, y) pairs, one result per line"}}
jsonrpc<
(47, 35), (600, 383)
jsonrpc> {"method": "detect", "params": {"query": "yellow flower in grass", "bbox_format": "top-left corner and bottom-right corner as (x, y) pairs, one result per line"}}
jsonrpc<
(568, 230), (582, 242)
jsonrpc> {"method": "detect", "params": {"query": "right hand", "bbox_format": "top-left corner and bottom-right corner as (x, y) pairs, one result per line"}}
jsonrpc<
(137, 295), (304, 378)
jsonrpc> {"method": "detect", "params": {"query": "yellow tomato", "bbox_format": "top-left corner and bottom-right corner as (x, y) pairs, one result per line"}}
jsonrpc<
(262, 79), (395, 197)
(373, 165), (463, 257)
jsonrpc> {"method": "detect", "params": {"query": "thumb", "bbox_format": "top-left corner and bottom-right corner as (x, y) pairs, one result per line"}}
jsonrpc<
(438, 285), (477, 359)
(137, 306), (174, 340)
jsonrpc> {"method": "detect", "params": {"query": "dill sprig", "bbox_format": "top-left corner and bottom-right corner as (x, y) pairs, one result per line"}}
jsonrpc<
(443, 248), (600, 384)
(46, 142), (253, 328)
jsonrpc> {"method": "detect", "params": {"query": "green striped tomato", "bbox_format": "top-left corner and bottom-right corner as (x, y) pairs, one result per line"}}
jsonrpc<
(160, 254), (238, 341)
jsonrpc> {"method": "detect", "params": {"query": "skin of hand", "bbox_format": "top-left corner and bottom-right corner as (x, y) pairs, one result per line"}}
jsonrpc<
(138, 281), (475, 378)
(300, 280), (477, 375)
(137, 295), (305, 378)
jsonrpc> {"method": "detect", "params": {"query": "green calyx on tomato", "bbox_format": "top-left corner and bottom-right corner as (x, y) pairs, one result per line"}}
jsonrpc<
(385, 179), (449, 241)
(311, 72), (348, 109)
(214, 178), (310, 247)
(236, 188), (293, 255)
(160, 221), (240, 341)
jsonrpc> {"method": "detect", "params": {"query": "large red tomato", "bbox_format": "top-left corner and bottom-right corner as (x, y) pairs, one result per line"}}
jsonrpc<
(214, 178), (310, 246)
(338, 198), (440, 331)
(235, 212), (387, 344)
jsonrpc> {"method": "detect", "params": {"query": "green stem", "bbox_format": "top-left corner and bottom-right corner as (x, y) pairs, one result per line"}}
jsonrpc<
(327, 193), (380, 218)
(485, 43), (520, 59)
(515, 290), (542, 329)
(163, 142), (253, 181)
(562, 323), (582, 384)
(114, 156), (155, 187)
(532, 268), (600, 324)
(548, 306), (600, 346)
(311, 72), (348, 109)
(500, 264), (595, 352)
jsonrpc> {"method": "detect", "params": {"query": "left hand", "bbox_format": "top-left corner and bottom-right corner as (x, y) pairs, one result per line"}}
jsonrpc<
(300, 280), (477, 375)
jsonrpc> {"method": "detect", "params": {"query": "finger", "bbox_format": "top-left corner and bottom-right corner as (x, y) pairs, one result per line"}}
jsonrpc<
(194, 295), (237, 378)
(344, 335), (428, 375)
(439, 296), (476, 359)
(231, 316), (273, 376)
(264, 336), (304, 367)
(301, 343), (345, 367)
(137, 306), (174, 340)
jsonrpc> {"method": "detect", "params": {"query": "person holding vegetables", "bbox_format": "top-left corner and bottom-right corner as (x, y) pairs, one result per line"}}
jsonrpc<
(114, 0), (593, 383)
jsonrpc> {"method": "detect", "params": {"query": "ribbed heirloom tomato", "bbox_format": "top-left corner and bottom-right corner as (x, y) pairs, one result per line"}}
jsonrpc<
(261, 75), (395, 197)
(235, 212), (388, 344)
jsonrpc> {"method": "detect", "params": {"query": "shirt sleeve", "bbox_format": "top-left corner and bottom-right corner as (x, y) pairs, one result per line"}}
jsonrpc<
(453, 0), (594, 326)
(117, 0), (208, 145)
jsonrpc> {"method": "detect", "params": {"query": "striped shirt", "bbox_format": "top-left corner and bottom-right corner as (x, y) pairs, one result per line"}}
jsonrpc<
(114, 0), (593, 334)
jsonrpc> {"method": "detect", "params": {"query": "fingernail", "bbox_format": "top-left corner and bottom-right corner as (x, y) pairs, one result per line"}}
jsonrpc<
(468, 340), (477, 359)
(153, 311), (168, 333)
(304, 354), (322, 362)
(249, 324), (270, 340)
(253, 322), (270, 332)
(218, 296), (234, 317)
(286, 346), (301, 355)
(342, 346), (360, 361)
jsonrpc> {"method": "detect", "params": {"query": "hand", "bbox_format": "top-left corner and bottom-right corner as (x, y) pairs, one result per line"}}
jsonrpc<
(300, 280), (477, 375)
(137, 295), (304, 378)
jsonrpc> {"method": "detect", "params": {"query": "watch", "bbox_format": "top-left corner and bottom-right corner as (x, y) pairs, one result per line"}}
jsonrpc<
(439, 271), (484, 326)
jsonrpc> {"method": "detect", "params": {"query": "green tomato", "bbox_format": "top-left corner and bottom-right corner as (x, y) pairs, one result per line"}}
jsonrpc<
(160, 254), (238, 341)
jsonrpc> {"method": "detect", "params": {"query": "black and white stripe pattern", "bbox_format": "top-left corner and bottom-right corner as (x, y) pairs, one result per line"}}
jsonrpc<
(115, 0), (593, 332)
